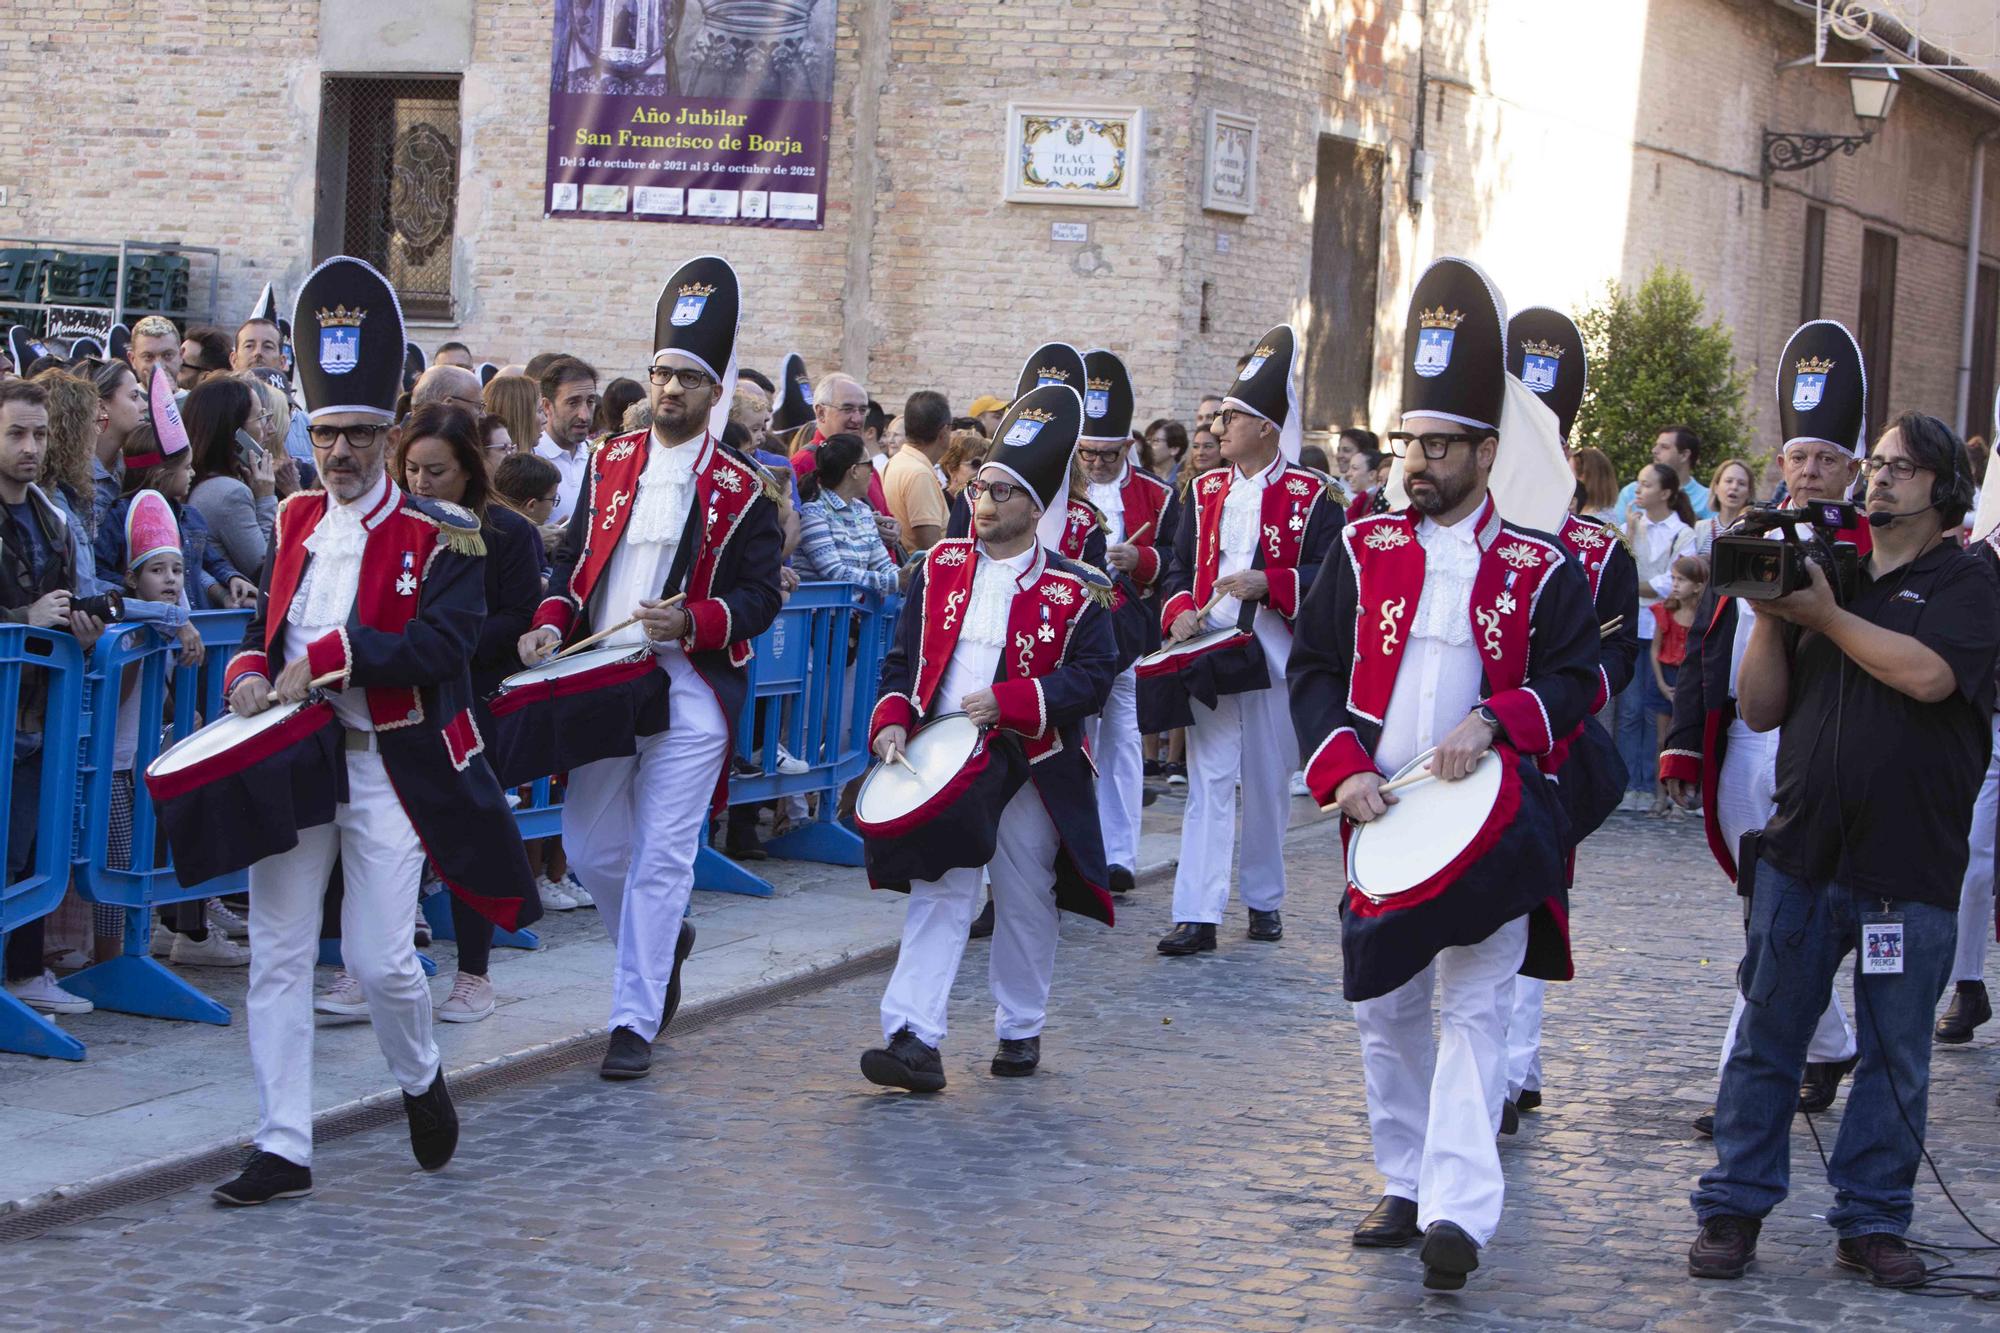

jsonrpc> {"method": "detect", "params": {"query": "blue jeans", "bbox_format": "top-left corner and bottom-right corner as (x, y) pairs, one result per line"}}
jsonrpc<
(1692, 864), (1956, 1238)
(1614, 676), (1654, 796)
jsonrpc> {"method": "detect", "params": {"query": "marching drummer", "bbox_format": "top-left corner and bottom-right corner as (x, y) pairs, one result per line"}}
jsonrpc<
(211, 257), (539, 1207)
(1499, 306), (1641, 1126)
(1077, 349), (1170, 895)
(1288, 257), (1598, 1289)
(1156, 325), (1340, 955)
(515, 255), (784, 1082)
(860, 384), (1119, 1091)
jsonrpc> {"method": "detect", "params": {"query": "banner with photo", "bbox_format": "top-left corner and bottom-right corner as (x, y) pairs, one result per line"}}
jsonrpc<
(545, 0), (836, 229)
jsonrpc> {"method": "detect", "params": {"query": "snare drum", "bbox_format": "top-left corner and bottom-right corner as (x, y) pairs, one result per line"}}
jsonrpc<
(484, 643), (667, 786)
(145, 699), (344, 886)
(1133, 626), (1269, 733)
(856, 713), (1029, 888)
(1346, 750), (1505, 904)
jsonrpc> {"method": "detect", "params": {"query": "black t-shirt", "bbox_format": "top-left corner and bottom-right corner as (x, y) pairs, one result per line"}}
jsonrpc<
(1760, 540), (2000, 907)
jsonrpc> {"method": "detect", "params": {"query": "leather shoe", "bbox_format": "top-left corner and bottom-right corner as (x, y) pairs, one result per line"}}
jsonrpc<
(991, 1035), (1040, 1077)
(1688, 1214), (1759, 1279)
(402, 1068), (459, 1171)
(600, 1026), (652, 1080)
(1157, 921), (1217, 955)
(1246, 908), (1282, 941)
(1108, 866), (1135, 895)
(1799, 1056), (1856, 1113)
(212, 1151), (313, 1206)
(1499, 1100), (1519, 1136)
(1835, 1233), (1926, 1287)
(660, 921), (697, 1034)
(861, 1027), (946, 1092)
(1515, 1089), (1542, 1113)
(968, 900), (995, 940)
(1935, 980), (1991, 1044)
(1351, 1194), (1420, 1248)
(1692, 1107), (1715, 1138)
(1420, 1221), (1480, 1290)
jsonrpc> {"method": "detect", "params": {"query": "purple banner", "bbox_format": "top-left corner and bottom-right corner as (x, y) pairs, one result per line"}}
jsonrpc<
(545, 0), (835, 230)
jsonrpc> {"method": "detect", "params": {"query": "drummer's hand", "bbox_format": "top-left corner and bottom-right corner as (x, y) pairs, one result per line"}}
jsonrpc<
(271, 656), (315, 704)
(873, 726), (908, 764)
(1168, 610), (1201, 643)
(229, 674), (273, 717)
(1430, 712), (1497, 782)
(638, 599), (690, 643)
(518, 626), (560, 666)
(1106, 542), (1140, 573)
(960, 688), (1000, 727)
(1335, 771), (1397, 824)
(1666, 777), (1699, 809)
(1214, 569), (1267, 603)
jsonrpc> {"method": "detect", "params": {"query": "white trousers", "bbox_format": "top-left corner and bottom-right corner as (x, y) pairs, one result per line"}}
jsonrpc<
(1504, 977), (1543, 1100)
(879, 784), (1063, 1047)
(1172, 684), (1296, 924)
(247, 749), (433, 1167)
(1354, 915), (1527, 1248)
(1954, 717), (2000, 982)
(1084, 667), (1142, 872)
(1714, 723), (1855, 1067)
(562, 652), (730, 1041)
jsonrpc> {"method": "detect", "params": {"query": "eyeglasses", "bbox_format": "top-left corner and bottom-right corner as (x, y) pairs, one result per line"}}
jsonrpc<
(450, 394), (485, 412)
(1077, 446), (1124, 462)
(1213, 409), (1238, 431)
(308, 423), (392, 450)
(647, 366), (713, 389)
(964, 478), (1026, 505)
(1386, 430), (1481, 460)
(1861, 456), (1924, 482)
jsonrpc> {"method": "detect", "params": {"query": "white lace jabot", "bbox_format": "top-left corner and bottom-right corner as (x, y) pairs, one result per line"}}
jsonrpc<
(291, 491), (370, 629)
(626, 435), (701, 546)
(1220, 475), (1262, 558)
(1411, 512), (1480, 645)
(963, 546), (1034, 647)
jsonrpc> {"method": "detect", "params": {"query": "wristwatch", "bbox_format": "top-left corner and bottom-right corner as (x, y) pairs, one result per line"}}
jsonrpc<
(1474, 704), (1502, 734)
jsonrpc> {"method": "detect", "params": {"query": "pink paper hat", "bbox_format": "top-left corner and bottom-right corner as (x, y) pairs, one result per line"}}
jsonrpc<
(127, 366), (191, 470)
(125, 489), (181, 573)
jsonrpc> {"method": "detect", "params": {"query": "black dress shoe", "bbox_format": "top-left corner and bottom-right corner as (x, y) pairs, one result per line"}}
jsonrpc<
(1499, 1100), (1519, 1136)
(860, 1027), (946, 1092)
(1108, 866), (1135, 895)
(724, 837), (769, 862)
(1936, 980), (1992, 1044)
(1693, 1107), (1715, 1138)
(600, 1026), (653, 1080)
(1351, 1194), (1420, 1248)
(992, 1035), (1041, 1077)
(1688, 1214), (1759, 1279)
(1246, 908), (1283, 941)
(660, 921), (696, 1034)
(1420, 1221), (1480, 1290)
(1799, 1056), (1856, 1113)
(403, 1068), (459, 1171)
(1157, 921), (1217, 955)
(968, 900), (995, 940)
(212, 1151), (313, 1206)
(1515, 1089), (1542, 1113)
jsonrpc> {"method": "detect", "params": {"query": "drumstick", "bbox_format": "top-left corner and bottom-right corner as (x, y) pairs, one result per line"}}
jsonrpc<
(556, 594), (686, 660)
(884, 743), (921, 777)
(1317, 765), (1437, 813)
(1125, 521), (1152, 544)
(261, 670), (352, 706)
(1599, 614), (1624, 637)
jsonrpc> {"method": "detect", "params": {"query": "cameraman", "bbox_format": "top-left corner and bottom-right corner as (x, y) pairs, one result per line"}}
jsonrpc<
(1689, 413), (2000, 1286)
(0, 380), (105, 1016)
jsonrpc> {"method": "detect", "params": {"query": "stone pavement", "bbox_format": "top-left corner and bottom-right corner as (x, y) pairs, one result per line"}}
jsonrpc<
(11, 807), (2000, 1328)
(0, 777), (1323, 1213)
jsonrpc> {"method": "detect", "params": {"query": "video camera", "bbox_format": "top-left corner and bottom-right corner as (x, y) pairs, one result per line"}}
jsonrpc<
(1709, 501), (1861, 604)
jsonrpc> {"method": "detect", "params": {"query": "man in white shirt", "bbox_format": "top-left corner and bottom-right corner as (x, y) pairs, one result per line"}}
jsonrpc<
(533, 355), (601, 524)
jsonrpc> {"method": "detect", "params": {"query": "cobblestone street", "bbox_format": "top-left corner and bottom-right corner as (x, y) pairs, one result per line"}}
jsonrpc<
(11, 810), (2000, 1330)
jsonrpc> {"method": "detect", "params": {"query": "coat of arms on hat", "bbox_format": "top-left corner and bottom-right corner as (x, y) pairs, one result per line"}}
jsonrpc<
(1415, 307), (1464, 379)
(1239, 343), (1275, 381)
(671, 281), (716, 327)
(1520, 338), (1563, 394)
(1005, 407), (1054, 447)
(318, 304), (366, 376)
(1792, 355), (1833, 411)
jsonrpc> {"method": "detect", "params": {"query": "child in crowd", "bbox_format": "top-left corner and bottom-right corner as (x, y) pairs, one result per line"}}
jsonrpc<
(493, 452), (562, 585)
(1648, 553), (1709, 817)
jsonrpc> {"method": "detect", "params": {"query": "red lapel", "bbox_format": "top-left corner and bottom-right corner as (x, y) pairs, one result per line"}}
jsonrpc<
(1345, 512), (1425, 723)
(913, 539), (978, 711)
(1120, 469), (1166, 542)
(1004, 559), (1088, 683)
(1259, 467), (1319, 569)
(567, 429), (649, 611)
(687, 438), (757, 599)
(1557, 514), (1614, 601)
(263, 492), (325, 649)
(1059, 500), (1097, 562)
(355, 502), (438, 636)
(1190, 469), (1231, 606)
(1470, 512), (1559, 692)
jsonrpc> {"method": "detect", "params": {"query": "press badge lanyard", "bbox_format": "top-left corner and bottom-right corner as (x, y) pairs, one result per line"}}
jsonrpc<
(1862, 897), (1904, 976)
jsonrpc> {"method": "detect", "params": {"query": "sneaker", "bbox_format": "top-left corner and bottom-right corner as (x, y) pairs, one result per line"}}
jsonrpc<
(1166, 763), (1187, 788)
(7, 969), (92, 1015)
(1834, 1233), (1926, 1287)
(860, 1027), (947, 1093)
(1143, 758), (1165, 779)
(1688, 1215), (1760, 1279)
(559, 873), (594, 909)
(207, 900), (250, 939)
(315, 971), (370, 1018)
(170, 931), (249, 968)
(437, 971), (495, 1023)
(212, 1151), (313, 1207)
(1288, 771), (1310, 799)
(775, 745), (810, 776)
(150, 927), (179, 958)
(536, 875), (577, 912)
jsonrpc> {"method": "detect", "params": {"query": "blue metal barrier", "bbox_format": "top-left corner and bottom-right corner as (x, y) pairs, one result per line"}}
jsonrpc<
(66, 611), (251, 1028)
(0, 626), (87, 1060)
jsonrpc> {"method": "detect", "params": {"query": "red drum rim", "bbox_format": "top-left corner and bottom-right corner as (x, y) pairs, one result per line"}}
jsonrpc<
(854, 713), (987, 836)
(1134, 627), (1253, 679)
(143, 700), (338, 803)
(1346, 748), (1508, 905)
(489, 645), (656, 716)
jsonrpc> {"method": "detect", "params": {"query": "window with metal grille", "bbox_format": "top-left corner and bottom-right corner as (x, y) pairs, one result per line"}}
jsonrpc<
(314, 76), (461, 322)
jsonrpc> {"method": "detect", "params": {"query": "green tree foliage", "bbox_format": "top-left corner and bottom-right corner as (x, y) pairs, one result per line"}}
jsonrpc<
(1573, 266), (1749, 483)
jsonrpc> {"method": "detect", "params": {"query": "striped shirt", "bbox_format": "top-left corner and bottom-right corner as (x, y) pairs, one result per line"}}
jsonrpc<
(797, 491), (899, 596)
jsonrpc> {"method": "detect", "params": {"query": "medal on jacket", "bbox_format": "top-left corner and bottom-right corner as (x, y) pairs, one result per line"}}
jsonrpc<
(1038, 601), (1055, 643)
(396, 550), (417, 597)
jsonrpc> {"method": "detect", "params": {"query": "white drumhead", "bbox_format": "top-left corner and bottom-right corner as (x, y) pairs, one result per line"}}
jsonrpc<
(501, 643), (643, 690)
(1348, 749), (1504, 901)
(1137, 626), (1246, 670)
(146, 702), (311, 780)
(855, 714), (983, 826)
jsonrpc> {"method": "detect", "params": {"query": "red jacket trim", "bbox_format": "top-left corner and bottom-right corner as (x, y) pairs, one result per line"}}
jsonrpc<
(1304, 726), (1373, 808)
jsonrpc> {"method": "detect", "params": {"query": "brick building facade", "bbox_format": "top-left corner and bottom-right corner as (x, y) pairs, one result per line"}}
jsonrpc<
(2, 0), (1996, 454)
